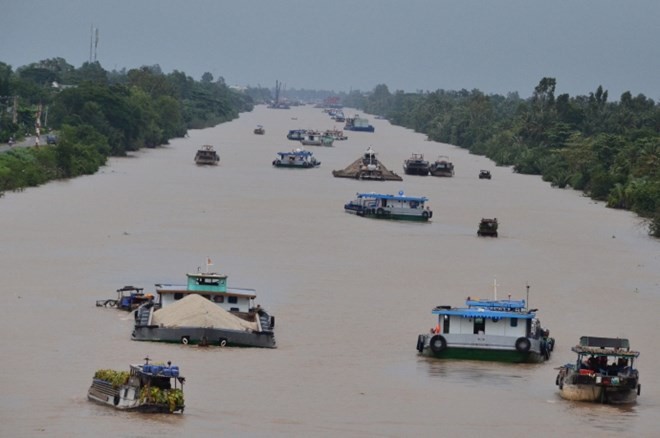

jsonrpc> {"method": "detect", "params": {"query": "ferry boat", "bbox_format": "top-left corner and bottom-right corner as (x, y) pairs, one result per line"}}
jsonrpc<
(272, 148), (320, 168)
(403, 153), (430, 176)
(301, 131), (334, 147)
(87, 357), (185, 413)
(132, 261), (275, 348)
(344, 191), (432, 221)
(555, 336), (640, 404)
(416, 287), (554, 363)
(429, 156), (454, 177)
(194, 144), (220, 165)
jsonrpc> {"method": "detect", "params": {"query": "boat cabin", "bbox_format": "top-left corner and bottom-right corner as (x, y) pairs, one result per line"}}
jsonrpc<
(273, 149), (320, 168)
(431, 299), (542, 339)
(155, 272), (256, 313)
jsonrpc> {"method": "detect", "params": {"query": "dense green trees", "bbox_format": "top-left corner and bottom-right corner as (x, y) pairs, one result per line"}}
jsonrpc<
(348, 79), (660, 237)
(0, 58), (253, 194)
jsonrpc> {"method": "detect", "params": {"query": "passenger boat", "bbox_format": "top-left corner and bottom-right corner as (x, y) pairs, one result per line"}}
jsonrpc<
(272, 148), (320, 168)
(95, 286), (154, 311)
(416, 287), (554, 363)
(556, 336), (641, 404)
(429, 156), (454, 177)
(344, 191), (432, 221)
(194, 145), (220, 165)
(344, 115), (375, 132)
(87, 357), (185, 413)
(132, 262), (276, 348)
(403, 153), (430, 175)
(253, 125), (265, 135)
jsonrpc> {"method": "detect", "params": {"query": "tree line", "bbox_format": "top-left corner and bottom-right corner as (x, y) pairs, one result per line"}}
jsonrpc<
(343, 79), (660, 237)
(0, 58), (253, 193)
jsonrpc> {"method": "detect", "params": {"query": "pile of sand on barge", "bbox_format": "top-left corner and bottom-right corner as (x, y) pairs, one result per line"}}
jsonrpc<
(152, 294), (258, 331)
(332, 155), (402, 181)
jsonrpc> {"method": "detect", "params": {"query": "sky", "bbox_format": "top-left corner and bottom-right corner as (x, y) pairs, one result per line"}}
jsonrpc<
(1, 0), (659, 99)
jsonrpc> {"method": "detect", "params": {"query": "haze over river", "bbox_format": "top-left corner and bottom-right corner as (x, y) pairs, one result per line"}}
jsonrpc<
(1, 105), (658, 437)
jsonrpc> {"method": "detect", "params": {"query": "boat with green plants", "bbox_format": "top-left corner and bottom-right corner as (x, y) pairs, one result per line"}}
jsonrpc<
(87, 357), (185, 413)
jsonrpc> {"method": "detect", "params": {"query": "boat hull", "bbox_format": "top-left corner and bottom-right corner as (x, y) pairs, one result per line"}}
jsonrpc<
(417, 333), (550, 363)
(344, 205), (431, 222)
(132, 326), (276, 348)
(87, 380), (183, 413)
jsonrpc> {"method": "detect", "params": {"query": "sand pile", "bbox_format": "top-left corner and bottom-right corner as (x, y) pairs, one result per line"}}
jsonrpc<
(152, 294), (257, 331)
(332, 156), (402, 181)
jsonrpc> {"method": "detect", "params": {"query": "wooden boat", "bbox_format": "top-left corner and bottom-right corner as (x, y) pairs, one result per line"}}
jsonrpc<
(556, 337), (640, 404)
(272, 148), (320, 168)
(194, 145), (220, 165)
(479, 169), (491, 179)
(429, 156), (454, 177)
(344, 191), (432, 221)
(403, 153), (430, 176)
(87, 358), (185, 413)
(416, 286), (554, 363)
(253, 125), (265, 135)
(132, 261), (275, 348)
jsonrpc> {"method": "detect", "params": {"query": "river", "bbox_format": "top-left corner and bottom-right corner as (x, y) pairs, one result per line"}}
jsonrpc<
(1, 105), (658, 437)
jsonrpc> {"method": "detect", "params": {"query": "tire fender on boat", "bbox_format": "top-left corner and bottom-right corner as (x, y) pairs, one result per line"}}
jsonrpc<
(515, 337), (531, 353)
(181, 336), (190, 345)
(416, 334), (425, 352)
(429, 335), (447, 353)
(376, 208), (384, 216)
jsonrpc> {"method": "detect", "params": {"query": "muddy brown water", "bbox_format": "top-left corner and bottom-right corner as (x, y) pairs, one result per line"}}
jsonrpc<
(1, 105), (658, 437)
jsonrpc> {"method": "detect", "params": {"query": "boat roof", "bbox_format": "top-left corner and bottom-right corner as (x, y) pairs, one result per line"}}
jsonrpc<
(187, 272), (227, 279)
(571, 345), (640, 358)
(570, 336), (639, 357)
(155, 286), (257, 299)
(355, 192), (428, 202)
(431, 298), (536, 319)
(277, 149), (313, 157)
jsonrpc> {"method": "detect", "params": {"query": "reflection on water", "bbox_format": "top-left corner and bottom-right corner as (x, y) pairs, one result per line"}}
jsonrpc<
(560, 401), (638, 435)
(420, 356), (532, 387)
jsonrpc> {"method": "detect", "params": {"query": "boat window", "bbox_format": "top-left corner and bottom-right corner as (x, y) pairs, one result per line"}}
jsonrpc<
(473, 318), (485, 334)
(228, 296), (238, 304)
(510, 318), (518, 327)
(442, 315), (450, 333)
(174, 293), (184, 300)
(213, 295), (225, 303)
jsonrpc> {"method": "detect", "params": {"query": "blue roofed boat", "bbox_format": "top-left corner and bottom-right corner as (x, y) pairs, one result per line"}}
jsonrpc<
(344, 115), (375, 132)
(272, 148), (320, 168)
(416, 285), (554, 363)
(286, 129), (307, 141)
(344, 191), (432, 221)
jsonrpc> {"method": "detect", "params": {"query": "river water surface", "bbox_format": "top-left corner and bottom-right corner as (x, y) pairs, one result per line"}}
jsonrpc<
(1, 105), (659, 437)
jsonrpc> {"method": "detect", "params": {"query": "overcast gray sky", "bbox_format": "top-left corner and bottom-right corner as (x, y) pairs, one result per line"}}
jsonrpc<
(1, 0), (659, 99)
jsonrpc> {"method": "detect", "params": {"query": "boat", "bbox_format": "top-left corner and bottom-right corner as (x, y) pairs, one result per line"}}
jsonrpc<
(301, 131), (334, 147)
(323, 128), (347, 141)
(332, 147), (402, 181)
(477, 218), (498, 237)
(286, 129), (307, 141)
(344, 115), (375, 132)
(344, 191), (432, 221)
(555, 336), (641, 404)
(416, 287), (554, 363)
(87, 357), (185, 413)
(96, 286), (155, 311)
(194, 145), (220, 165)
(254, 125), (265, 135)
(132, 263), (276, 348)
(272, 148), (320, 168)
(429, 156), (454, 177)
(479, 170), (492, 179)
(403, 153), (430, 176)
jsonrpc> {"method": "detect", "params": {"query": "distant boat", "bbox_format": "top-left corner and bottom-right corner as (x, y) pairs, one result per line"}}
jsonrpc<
(272, 148), (320, 168)
(344, 191), (432, 221)
(254, 125), (265, 135)
(332, 147), (402, 181)
(403, 153), (430, 176)
(429, 156), (454, 177)
(194, 145), (220, 165)
(344, 115), (375, 132)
